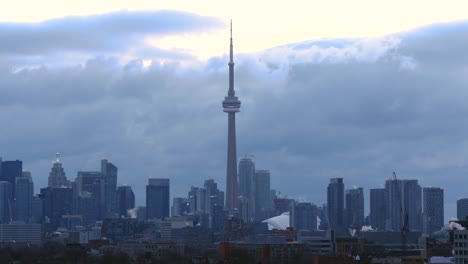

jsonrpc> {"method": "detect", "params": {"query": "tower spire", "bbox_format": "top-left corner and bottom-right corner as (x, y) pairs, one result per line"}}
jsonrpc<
(228, 20), (235, 97)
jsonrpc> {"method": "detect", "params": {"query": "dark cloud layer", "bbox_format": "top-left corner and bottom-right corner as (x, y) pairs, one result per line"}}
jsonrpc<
(1, 18), (468, 221)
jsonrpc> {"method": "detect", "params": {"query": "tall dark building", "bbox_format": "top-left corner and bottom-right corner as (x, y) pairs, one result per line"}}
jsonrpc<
(327, 178), (345, 231)
(254, 170), (271, 221)
(345, 187), (364, 229)
(369, 188), (386, 230)
(40, 187), (73, 230)
(290, 202), (317, 231)
(0, 160), (22, 201)
(15, 171), (34, 223)
(403, 180), (422, 231)
(238, 157), (255, 212)
(0, 181), (12, 223)
(116, 186), (135, 218)
(423, 187), (444, 235)
(75, 171), (103, 222)
(146, 178), (170, 220)
(101, 159), (118, 219)
(385, 179), (422, 231)
(458, 198), (468, 221)
(48, 153), (70, 188)
(222, 21), (241, 211)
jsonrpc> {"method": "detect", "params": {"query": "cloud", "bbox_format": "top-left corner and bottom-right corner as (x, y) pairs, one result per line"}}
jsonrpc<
(1, 18), (468, 221)
(0, 10), (223, 56)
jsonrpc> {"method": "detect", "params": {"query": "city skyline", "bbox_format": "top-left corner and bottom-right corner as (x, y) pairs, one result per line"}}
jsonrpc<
(1, 9), (468, 222)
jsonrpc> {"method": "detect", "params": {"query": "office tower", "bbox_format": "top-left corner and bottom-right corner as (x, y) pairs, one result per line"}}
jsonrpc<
(40, 187), (73, 230)
(0, 182), (12, 223)
(327, 178), (345, 230)
(211, 204), (225, 233)
(101, 159), (118, 218)
(222, 22), (241, 211)
(48, 153), (70, 188)
(172, 198), (190, 216)
(385, 179), (422, 231)
(403, 180), (422, 231)
(0, 160), (22, 201)
(204, 179), (224, 213)
(290, 202), (317, 231)
(238, 196), (250, 222)
(254, 170), (271, 221)
(238, 157), (255, 212)
(457, 198), (468, 221)
(369, 188), (386, 230)
(196, 188), (207, 212)
(345, 187), (364, 229)
(146, 178), (170, 220)
(423, 187), (444, 235)
(76, 171), (103, 220)
(188, 187), (199, 213)
(116, 186), (135, 218)
(15, 171), (34, 223)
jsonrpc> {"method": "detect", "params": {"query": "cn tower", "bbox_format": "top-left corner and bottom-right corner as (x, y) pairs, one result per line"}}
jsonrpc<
(222, 21), (241, 211)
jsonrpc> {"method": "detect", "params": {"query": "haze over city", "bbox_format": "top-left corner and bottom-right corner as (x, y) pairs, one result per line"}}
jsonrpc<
(2, 0), (468, 222)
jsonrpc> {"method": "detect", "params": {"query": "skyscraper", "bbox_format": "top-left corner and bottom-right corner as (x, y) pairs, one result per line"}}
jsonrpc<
(254, 170), (271, 221)
(48, 153), (70, 188)
(385, 179), (403, 231)
(403, 180), (422, 231)
(146, 178), (170, 220)
(385, 179), (422, 231)
(327, 178), (345, 231)
(345, 187), (364, 229)
(0, 181), (12, 224)
(423, 187), (444, 235)
(290, 202), (317, 231)
(15, 171), (34, 223)
(369, 188), (386, 231)
(40, 187), (73, 230)
(457, 198), (468, 221)
(222, 21), (241, 211)
(116, 186), (135, 218)
(0, 160), (22, 201)
(101, 159), (118, 218)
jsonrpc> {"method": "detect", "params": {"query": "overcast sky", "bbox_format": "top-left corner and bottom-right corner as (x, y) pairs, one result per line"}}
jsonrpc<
(1, 2), (468, 221)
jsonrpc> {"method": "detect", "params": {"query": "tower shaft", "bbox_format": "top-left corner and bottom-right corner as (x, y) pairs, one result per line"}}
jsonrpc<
(223, 21), (240, 211)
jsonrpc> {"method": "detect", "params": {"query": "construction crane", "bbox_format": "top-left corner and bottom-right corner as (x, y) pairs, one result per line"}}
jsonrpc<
(393, 172), (409, 258)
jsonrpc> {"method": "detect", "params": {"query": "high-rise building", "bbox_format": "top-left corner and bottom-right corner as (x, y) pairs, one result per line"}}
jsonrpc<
(403, 180), (422, 231)
(146, 178), (170, 220)
(345, 187), (364, 229)
(40, 187), (73, 230)
(116, 186), (135, 218)
(172, 198), (190, 217)
(48, 153), (70, 188)
(290, 202), (317, 231)
(369, 188), (386, 231)
(76, 171), (103, 221)
(327, 178), (345, 231)
(254, 170), (271, 221)
(15, 171), (34, 223)
(238, 157), (255, 212)
(0, 181), (12, 224)
(222, 22), (241, 211)
(423, 187), (444, 235)
(0, 160), (22, 201)
(385, 179), (422, 231)
(204, 179), (224, 213)
(101, 159), (118, 219)
(385, 179), (403, 231)
(457, 198), (468, 221)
